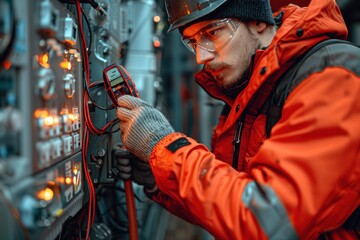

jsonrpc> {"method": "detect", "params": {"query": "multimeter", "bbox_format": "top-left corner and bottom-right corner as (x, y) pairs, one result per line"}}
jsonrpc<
(103, 63), (140, 106)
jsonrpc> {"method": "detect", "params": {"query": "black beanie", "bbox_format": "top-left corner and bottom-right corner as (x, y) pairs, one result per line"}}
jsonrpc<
(179, 0), (275, 34)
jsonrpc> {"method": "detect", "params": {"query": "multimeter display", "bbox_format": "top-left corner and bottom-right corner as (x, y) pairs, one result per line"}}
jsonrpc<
(106, 68), (124, 87)
(103, 64), (140, 107)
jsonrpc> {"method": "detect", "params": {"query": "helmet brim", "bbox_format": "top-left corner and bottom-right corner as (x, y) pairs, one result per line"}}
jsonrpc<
(166, 0), (227, 32)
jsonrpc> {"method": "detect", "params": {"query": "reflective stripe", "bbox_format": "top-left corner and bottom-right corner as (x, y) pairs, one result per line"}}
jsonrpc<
(242, 181), (299, 240)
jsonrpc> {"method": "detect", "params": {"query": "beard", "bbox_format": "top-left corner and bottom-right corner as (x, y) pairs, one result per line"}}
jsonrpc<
(204, 54), (255, 99)
(218, 65), (252, 99)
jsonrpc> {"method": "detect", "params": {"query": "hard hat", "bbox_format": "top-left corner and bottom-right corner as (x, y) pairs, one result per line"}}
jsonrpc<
(165, 0), (275, 33)
(165, 0), (227, 32)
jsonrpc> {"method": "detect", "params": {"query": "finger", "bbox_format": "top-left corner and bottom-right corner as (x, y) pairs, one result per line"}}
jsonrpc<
(117, 95), (146, 109)
(117, 107), (134, 122)
(119, 121), (130, 134)
(116, 158), (130, 166)
(118, 172), (131, 180)
(117, 164), (132, 173)
(114, 149), (132, 159)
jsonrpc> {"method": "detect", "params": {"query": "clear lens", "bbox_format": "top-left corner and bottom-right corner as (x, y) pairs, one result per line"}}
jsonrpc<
(181, 18), (240, 54)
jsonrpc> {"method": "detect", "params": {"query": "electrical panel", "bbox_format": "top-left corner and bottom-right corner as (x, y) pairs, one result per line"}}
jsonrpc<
(0, 0), (83, 239)
(0, 0), (167, 239)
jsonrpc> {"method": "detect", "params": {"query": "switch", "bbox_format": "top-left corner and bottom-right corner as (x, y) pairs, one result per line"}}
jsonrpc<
(72, 107), (80, 131)
(63, 73), (75, 98)
(61, 114), (72, 133)
(53, 115), (61, 136)
(62, 135), (73, 156)
(37, 117), (46, 139)
(37, 141), (51, 167)
(39, 0), (59, 35)
(72, 132), (81, 149)
(50, 137), (62, 160)
(63, 16), (77, 45)
(37, 68), (55, 100)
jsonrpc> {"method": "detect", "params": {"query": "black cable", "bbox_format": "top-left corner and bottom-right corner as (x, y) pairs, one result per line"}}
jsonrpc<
(0, 0), (16, 65)
(80, 6), (92, 56)
(58, 221), (81, 240)
(76, 5), (113, 113)
(87, 81), (115, 111)
(82, 64), (113, 111)
(105, 118), (121, 134)
(89, 0), (107, 17)
(75, 4), (128, 136)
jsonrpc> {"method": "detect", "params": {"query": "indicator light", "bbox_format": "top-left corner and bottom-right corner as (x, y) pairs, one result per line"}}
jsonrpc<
(2, 60), (12, 70)
(153, 39), (161, 48)
(65, 177), (72, 185)
(44, 116), (55, 126)
(36, 53), (50, 68)
(36, 187), (54, 201)
(153, 15), (161, 23)
(60, 60), (71, 70)
(34, 109), (49, 118)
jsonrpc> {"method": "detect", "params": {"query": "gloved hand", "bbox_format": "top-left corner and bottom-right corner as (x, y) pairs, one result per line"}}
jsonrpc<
(117, 95), (174, 162)
(113, 148), (157, 192)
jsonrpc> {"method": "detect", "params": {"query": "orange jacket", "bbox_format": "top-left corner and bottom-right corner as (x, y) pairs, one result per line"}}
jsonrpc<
(148, 0), (360, 239)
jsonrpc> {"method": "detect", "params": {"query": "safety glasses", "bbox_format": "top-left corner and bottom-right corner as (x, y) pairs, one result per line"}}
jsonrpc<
(181, 18), (241, 54)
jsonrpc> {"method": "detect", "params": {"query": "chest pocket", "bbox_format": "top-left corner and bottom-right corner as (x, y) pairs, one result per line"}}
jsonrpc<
(246, 114), (267, 159)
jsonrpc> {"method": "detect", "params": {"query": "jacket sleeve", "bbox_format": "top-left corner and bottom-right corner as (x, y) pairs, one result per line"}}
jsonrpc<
(146, 188), (199, 224)
(148, 67), (360, 240)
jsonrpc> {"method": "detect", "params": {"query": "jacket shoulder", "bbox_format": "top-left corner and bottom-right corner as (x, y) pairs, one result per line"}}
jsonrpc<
(290, 40), (360, 93)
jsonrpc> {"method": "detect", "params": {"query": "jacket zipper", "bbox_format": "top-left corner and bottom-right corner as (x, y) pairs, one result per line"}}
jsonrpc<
(232, 117), (244, 170)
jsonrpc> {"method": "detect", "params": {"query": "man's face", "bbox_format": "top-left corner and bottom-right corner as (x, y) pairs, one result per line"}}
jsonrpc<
(182, 19), (259, 89)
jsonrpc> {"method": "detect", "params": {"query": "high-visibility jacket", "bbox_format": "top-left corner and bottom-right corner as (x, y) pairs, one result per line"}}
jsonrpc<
(148, 0), (360, 239)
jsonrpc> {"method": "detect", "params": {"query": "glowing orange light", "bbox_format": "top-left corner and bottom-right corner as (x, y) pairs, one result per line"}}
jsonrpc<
(56, 177), (65, 184)
(153, 40), (161, 48)
(34, 109), (49, 118)
(44, 116), (55, 125)
(68, 114), (75, 121)
(36, 187), (54, 201)
(153, 15), (161, 23)
(53, 116), (60, 124)
(65, 177), (72, 185)
(37, 53), (50, 68)
(60, 108), (69, 115)
(60, 60), (72, 70)
(41, 54), (49, 64)
(3, 60), (12, 70)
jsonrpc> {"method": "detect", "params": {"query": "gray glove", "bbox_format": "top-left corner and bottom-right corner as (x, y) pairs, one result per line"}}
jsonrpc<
(117, 95), (174, 161)
(113, 148), (156, 191)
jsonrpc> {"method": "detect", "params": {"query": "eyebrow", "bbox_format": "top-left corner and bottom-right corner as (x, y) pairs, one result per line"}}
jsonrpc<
(182, 19), (226, 39)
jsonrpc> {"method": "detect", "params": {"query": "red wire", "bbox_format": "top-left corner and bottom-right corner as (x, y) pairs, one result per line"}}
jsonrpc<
(89, 81), (104, 87)
(124, 180), (139, 239)
(76, 1), (96, 239)
(76, 2), (138, 240)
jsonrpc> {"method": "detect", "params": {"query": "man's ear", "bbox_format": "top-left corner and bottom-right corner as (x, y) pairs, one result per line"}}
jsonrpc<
(248, 21), (267, 35)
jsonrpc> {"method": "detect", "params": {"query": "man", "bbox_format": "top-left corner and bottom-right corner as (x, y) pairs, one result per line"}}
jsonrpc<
(115, 0), (360, 239)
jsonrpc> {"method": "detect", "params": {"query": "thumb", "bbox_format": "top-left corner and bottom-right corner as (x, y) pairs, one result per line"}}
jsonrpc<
(117, 95), (148, 110)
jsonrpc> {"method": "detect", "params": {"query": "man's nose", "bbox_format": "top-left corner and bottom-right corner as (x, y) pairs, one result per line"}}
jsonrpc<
(196, 47), (215, 64)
